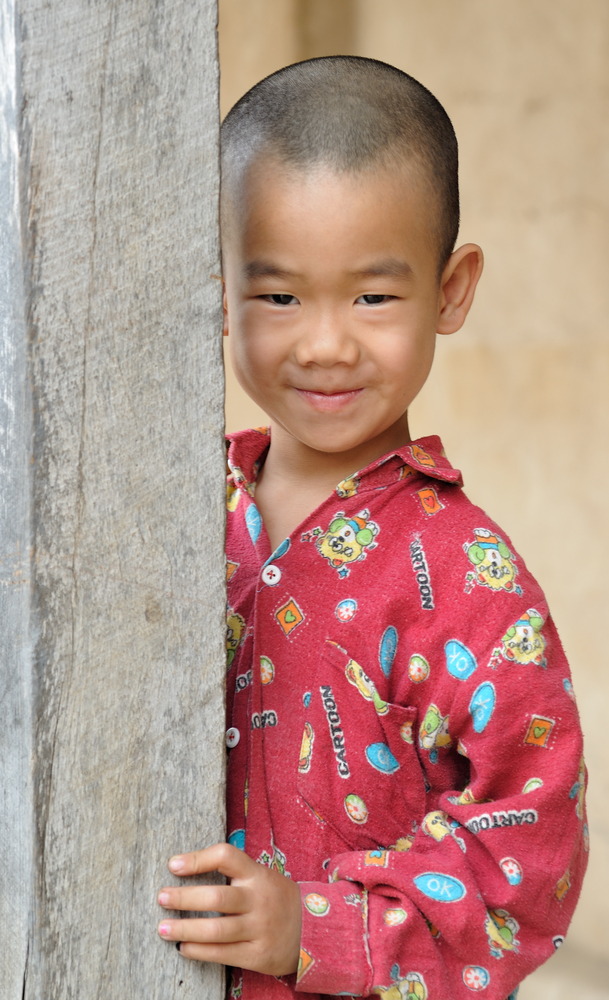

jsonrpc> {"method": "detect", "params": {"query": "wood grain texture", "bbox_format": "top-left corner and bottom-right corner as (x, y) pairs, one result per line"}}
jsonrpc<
(2, 1), (225, 996)
(1, 0), (34, 991)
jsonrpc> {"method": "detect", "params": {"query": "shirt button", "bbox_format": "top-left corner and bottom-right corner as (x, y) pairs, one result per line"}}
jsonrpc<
(226, 727), (240, 749)
(261, 564), (282, 586)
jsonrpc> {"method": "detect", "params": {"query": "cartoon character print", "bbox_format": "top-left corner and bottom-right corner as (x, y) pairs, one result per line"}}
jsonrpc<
(569, 756), (586, 820)
(374, 966), (428, 1000)
(447, 786), (486, 806)
(226, 480), (240, 512)
(302, 509), (379, 577)
(464, 528), (521, 595)
(390, 829), (417, 853)
(298, 721), (315, 773)
(336, 475), (360, 499)
(345, 657), (389, 714)
(226, 608), (246, 667)
(257, 841), (290, 877)
(485, 908), (520, 958)
(226, 464), (254, 509)
(419, 703), (452, 761)
(496, 609), (547, 667)
(422, 810), (466, 852)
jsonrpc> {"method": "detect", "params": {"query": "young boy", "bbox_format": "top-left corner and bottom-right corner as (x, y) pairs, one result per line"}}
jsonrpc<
(157, 57), (587, 1000)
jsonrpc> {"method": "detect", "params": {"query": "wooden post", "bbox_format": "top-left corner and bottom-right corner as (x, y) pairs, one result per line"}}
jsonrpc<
(1, 1), (225, 997)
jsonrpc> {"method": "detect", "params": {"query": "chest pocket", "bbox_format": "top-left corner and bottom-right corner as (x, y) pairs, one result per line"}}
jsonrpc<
(297, 640), (426, 851)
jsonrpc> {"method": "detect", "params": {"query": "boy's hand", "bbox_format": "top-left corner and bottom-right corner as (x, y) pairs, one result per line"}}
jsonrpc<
(157, 843), (301, 977)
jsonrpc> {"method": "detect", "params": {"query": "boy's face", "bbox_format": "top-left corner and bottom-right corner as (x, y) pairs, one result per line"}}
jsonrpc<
(223, 156), (464, 472)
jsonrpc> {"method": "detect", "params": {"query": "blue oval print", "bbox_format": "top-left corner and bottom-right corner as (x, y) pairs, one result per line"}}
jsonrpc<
(245, 504), (263, 545)
(228, 828), (245, 850)
(366, 742), (400, 774)
(414, 872), (466, 902)
(379, 626), (398, 677)
(445, 639), (477, 681)
(335, 599), (358, 623)
(469, 681), (496, 733)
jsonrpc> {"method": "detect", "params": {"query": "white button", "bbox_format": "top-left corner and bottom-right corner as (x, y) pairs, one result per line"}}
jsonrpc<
(261, 564), (282, 586)
(226, 727), (240, 748)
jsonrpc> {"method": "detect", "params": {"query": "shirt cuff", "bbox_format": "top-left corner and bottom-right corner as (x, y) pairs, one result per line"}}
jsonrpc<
(295, 880), (370, 995)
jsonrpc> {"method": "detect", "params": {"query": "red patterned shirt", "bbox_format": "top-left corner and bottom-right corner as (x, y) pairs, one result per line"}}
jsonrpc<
(225, 427), (587, 1000)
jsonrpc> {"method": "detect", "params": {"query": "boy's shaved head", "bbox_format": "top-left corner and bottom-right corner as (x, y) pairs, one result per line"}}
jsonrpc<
(221, 56), (460, 269)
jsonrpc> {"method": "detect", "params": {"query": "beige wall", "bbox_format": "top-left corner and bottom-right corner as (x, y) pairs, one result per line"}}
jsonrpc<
(219, 3), (607, 996)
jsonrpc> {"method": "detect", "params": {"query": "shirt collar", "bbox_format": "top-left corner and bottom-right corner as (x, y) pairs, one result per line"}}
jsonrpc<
(226, 426), (462, 493)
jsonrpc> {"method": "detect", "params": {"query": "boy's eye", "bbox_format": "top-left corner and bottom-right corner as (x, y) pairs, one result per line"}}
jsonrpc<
(262, 293), (299, 306)
(356, 294), (392, 305)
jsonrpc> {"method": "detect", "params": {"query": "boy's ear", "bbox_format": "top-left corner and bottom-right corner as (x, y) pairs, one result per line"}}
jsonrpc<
(437, 243), (484, 336)
(222, 282), (229, 336)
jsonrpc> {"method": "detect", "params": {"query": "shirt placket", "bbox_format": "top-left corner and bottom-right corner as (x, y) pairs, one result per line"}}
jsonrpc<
(240, 494), (279, 863)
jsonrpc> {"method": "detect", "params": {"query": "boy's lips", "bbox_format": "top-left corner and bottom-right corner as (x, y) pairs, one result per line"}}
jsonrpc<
(294, 387), (363, 412)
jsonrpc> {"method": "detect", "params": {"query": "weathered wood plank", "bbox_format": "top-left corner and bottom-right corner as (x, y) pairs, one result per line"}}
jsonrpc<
(2, 0), (225, 996)
(1, 1), (34, 991)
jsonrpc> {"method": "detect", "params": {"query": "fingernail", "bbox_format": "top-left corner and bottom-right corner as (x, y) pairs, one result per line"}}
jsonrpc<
(168, 856), (185, 873)
(158, 923), (171, 938)
(158, 892), (170, 906)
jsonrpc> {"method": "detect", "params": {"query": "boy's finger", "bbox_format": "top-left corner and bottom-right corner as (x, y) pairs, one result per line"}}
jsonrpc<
(177, 940), (250, 967)
(158, 883), (248, 915)
(175, 938), (295, 977)
(158, 914), (247, 946)
(168, 843), (254, 878)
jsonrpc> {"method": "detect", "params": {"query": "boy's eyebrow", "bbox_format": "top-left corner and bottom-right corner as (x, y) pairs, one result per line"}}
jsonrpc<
(243, 260), (295, 281)
(350, 258), (414, 279)
(242, 258), (414, 281)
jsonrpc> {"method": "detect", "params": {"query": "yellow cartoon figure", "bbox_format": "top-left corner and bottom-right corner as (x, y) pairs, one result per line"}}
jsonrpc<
(226, 481), (241, 512)
(345, 658), (389, 714)
(336, 476), (360, 499)
(447, 786), (484, 806)
(499, 609), (547, 667)
(226, 608), (246, 667)
(422, 810), (466, 852)
(419, 703), (452, 761)
(485, 908), (520, 958)
(422, 810), (452, 842)
(391, 834), (416, 852)
(464, 528), (521, 594)
(374, 966), (427, 1000)
(226, 464), (254, 510)
(298, 722), (315, 773)
(303, 510), (379, 577)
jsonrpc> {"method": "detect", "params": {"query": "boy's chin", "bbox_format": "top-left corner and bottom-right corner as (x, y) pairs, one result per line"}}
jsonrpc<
(271, 419), (411, 465)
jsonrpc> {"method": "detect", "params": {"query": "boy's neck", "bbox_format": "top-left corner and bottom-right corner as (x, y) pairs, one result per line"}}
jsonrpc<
(262, 417), (412, 490)
(253, 419), (412, 551)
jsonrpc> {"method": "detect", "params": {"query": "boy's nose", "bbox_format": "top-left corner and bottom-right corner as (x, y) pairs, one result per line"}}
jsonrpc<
(293, 312), (360, 367)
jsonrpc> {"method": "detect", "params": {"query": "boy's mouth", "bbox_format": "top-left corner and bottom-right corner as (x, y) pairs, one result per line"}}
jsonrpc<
(295, 387), (363, 411)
